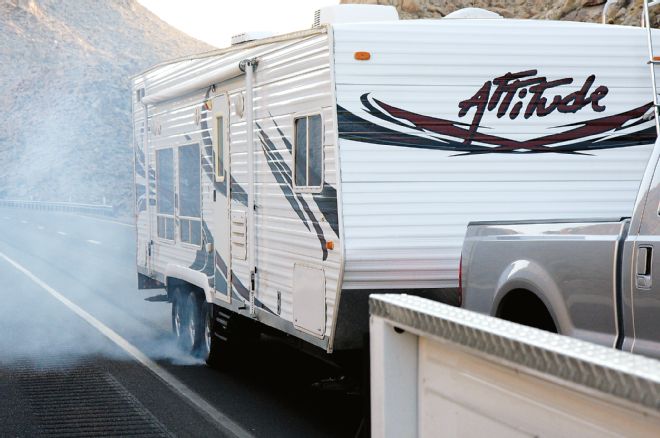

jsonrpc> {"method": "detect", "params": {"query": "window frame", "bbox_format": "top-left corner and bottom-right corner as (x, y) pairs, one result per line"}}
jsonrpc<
(155, 147), (176, 243)
(292, 112), (324, 193)
(176, 143), (203, 249)
(178, 217), (202, 248)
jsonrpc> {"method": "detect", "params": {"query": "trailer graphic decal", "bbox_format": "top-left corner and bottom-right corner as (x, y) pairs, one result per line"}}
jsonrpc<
(257, 122), (333, 261)
(459, 70), (609, 146)
(230, 268), (276, 314)
(270, 119), (340, 237)
(338, 91), (656, 154)
(135, 143), (155, 213)
(188, 219), (214, 282)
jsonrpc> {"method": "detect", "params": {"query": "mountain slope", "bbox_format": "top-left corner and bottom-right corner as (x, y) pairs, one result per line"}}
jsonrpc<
(0, 0), (213, 214)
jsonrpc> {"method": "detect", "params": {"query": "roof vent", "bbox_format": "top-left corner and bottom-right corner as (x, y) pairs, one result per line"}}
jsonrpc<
(312, 4), (399, 28)
(444, 8), (503, 19)
(231, 31), (275, 46)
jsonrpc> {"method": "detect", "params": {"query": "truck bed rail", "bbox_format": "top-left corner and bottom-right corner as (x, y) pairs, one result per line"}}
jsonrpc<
(370, 294), (660, 438)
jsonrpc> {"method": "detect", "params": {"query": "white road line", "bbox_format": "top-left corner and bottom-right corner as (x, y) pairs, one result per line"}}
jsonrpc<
(37, 226), (45, 230)
(78, 214), (134, 228)
(86, 239), (102, 245)
(0, 251), (253, 438)
(20, 220), (28, 224)
(57, 231), (67, 236)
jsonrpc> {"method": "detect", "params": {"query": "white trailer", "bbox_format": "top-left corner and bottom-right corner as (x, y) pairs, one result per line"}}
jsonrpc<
(131, 5), (660, 360)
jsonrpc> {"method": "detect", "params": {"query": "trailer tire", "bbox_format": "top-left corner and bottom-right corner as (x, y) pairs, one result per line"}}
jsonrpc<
(199, 302), (223, 367)
(183, 291), (202, 355)
(171, 288), (186, 347)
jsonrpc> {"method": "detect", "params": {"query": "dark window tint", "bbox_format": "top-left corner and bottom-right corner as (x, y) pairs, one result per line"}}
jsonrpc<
(190, 220), (201, 246)
(294, 114), (322, 188)
(178, 144), (201, 218)
(156, 148), (174, 215)
(295, 117), (307, 186)
(180, 218), (190, 243)
(157, 216), (174, 240)
(308, 115), (322, 187)
(180, 218), (202, 246)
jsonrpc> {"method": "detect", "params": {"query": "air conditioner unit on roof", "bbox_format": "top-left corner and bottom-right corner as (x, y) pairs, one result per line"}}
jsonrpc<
(313, 4), (399, 28)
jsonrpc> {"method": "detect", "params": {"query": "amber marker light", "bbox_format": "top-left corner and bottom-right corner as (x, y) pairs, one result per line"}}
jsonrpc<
(354, 51), (371, 61)
(654, 56), (660, 62)
(326, 241), (335, 250)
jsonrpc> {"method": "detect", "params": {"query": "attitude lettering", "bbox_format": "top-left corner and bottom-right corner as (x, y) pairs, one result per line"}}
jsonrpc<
(458, 70), (609, 145)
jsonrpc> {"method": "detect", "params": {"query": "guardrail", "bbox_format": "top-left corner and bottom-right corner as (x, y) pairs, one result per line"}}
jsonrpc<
(370, 294), (660, 438)
(0, 199), (115, 217)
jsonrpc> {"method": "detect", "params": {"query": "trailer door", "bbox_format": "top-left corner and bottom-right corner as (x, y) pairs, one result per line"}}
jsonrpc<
(211, 94), (231, 303)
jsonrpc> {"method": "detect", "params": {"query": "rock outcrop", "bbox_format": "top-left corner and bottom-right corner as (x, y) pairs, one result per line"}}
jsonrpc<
(0, 0), (212, 215)
(341, 0), (660, 26)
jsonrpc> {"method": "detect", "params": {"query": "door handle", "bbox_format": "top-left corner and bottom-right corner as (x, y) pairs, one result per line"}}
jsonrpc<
(636, 246), (653, 289)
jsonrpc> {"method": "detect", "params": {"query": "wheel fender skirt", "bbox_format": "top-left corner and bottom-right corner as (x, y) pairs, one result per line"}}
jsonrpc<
(165, 264), (214, 303)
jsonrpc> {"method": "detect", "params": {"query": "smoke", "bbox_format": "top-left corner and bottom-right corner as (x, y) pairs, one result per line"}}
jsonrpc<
(0, 0), (214, 367)
(0, 0), (212, 217)
(0, 207), (203, 368)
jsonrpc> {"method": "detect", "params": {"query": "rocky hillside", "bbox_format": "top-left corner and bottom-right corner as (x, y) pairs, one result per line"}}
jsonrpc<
(0, 0), (212, 215)
(342, 0), (660, 26)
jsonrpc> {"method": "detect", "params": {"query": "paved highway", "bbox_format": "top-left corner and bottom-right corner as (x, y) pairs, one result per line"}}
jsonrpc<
(0, 207), (363, 437)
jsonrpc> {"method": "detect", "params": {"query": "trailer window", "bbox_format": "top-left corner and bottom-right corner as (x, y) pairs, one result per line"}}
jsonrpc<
(215, 115), (225, 182)
(156, 148), (175, 241)
(178, 143), (201, 246)
(294, 114), (322, 189)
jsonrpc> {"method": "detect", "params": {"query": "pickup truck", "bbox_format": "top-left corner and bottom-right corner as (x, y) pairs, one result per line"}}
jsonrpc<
(460, 141), (660, 359)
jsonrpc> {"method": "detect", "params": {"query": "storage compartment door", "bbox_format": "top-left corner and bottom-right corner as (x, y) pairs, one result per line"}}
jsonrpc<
(293, 264), (326, 338)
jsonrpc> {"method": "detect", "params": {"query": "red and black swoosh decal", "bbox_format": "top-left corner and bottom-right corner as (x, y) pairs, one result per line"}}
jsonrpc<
(338, 93), (656, 155)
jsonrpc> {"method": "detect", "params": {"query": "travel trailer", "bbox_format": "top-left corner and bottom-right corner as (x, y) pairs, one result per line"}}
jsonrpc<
(131, 5), (660, 362)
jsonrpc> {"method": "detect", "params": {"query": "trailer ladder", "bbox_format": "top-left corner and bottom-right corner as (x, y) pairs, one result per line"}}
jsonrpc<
(645, 0), (660, 135)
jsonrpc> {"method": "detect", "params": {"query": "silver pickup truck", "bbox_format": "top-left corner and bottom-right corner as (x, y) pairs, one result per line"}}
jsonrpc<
(461, 142), (660, 359)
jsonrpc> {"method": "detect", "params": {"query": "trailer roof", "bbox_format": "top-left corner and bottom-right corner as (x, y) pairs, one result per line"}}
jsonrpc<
(134, 26), (328, 79)
(135, 17), (651, 80)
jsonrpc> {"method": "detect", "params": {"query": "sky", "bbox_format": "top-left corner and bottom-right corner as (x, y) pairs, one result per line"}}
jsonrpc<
(138, 0), (341, 48)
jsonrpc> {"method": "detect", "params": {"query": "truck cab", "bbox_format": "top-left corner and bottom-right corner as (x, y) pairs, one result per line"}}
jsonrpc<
(621, 137), (660, 357)
(461, 139), (660, 358)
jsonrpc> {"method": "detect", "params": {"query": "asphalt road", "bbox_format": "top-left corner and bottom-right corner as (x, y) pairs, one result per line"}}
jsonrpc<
(0, 207), (363, 437)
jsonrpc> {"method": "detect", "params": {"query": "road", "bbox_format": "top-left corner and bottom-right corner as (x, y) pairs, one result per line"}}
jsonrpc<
(0, 207), (363, 437)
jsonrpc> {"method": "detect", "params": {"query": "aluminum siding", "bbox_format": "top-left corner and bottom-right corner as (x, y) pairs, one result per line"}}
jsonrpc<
(132, 77), (150, 273)
(333, 19), (659, 289)
(231, 33), (340, 340)
(134, 33), (341, 348)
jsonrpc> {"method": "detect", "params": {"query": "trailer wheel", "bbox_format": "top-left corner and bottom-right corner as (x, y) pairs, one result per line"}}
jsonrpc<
(183, 291), (202, 354)
(171, 287), (196, 353)
(199, 302), (223, 367)
(171, 288), (186, 345)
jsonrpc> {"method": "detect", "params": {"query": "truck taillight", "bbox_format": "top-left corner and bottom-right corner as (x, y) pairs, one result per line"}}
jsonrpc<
(457, 255), (463, 307)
